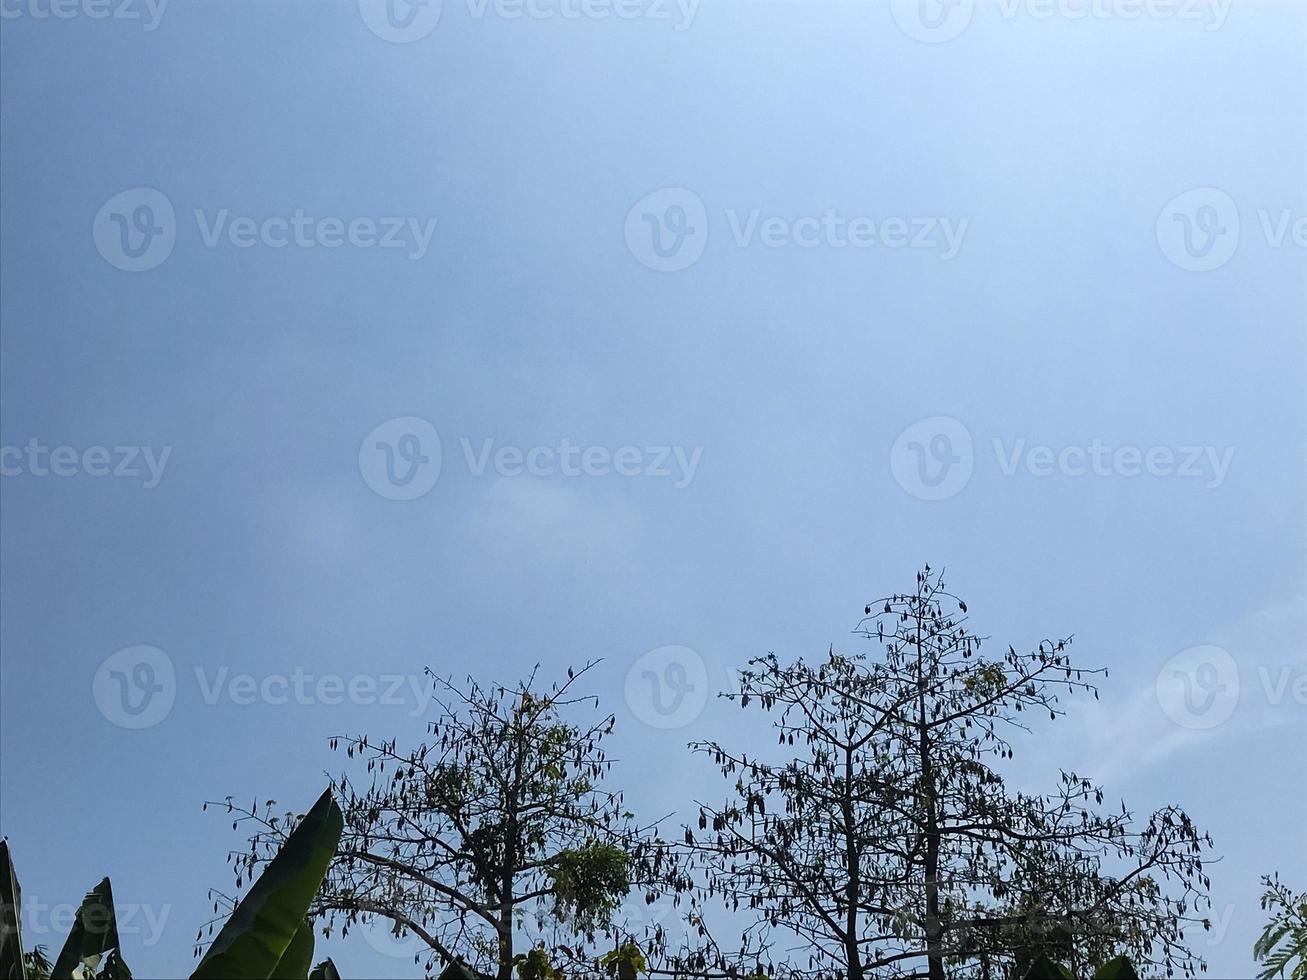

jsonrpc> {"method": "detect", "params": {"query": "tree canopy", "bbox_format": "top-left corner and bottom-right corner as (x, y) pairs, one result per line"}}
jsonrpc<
(218, 567), (1220, 980)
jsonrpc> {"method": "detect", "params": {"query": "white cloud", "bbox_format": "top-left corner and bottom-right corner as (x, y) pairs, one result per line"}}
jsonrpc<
(1037, 592), (1307, 788)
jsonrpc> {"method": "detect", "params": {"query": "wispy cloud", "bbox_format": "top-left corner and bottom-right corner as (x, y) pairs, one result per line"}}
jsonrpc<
(1039, 593), (1307, 788)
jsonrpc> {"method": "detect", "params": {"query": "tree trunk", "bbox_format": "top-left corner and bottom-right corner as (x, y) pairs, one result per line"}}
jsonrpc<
(917, 616), (946, 980)
(843, 746), (866, 980)
(498, 731), (524, 979)
(495, 924), (513, 980)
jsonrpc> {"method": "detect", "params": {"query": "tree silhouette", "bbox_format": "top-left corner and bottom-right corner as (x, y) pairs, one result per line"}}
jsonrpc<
(222, 664), (667, 980)
(671, 567), (1214, 980)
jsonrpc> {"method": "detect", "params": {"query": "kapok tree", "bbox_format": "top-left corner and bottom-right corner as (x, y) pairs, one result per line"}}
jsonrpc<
(676, 567), (1214, 980)
(221, 663), (667, 980)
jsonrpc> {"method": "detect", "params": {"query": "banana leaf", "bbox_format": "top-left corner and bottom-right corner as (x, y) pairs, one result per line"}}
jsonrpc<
(268, 919), (314, 980)
(190, 788), (342, 980)
(51, 878), (120, 980)
(0, 841), (25, 980)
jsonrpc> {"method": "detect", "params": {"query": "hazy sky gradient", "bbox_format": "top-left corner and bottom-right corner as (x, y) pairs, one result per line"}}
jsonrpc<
(1, 1), (1304, 976)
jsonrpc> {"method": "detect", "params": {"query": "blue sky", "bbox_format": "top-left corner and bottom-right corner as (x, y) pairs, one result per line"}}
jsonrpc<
(1, 1), (1304, 976)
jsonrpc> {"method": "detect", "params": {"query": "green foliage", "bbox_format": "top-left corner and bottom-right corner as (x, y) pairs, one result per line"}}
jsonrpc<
(267, 920), (315, 980)
(548, 842), (632, 932)
(0, 630), (1235, 980)
(5, 790), (343, 980)
(2, 850), (128, 980)
(1255, 875), (1307, 980)
(683, 568), (1213, 980)
(289, 664), (656, 976)
(599, 942), (647, 979)
(513, 946), (562, 979)
(951, 892), (1136, 980)
(192, 788), (342, 980)
(2, 853), (129, 980)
